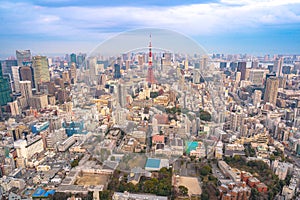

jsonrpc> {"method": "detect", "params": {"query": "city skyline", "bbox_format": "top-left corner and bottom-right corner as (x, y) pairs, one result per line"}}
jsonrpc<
(1, 0), (300, 57)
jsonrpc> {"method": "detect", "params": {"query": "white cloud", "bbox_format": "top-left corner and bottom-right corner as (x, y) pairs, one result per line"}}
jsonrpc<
(0, 0), (300, 40)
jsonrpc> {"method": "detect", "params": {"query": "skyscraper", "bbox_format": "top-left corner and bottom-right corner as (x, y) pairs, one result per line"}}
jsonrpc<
(220, 62), (227, 70)
(16, 50), (31, 66)
(237, 62), (247, 80)
(230, 62), (238, 72)
(200, 55), (209, 70)
(11, 66), (21, 93)
(19, 66), (35, 88)
(77, 54), (86, 69)
(1, 59), (18, 75)
(252, 90), (262, 107)
(264, 77), (279, 105)
(8, 101), (20, 116)
(274, 57), (283, 77)
(70, 53), (76, 64)
(248, 69), (266, 86)
(69, 62), (77, 84)
(0, 63), (12, 106)
(19, 81), (32, 108)
(114, 64), (121, 79)
(32, 56), (50, 89)
(117, 83), (127, 107)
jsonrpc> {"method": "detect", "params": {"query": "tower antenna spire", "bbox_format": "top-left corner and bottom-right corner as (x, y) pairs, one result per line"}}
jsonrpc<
(146, 33), (155, 84)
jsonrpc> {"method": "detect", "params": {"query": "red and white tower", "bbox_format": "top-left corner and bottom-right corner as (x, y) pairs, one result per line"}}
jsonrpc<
(146, 34), (156, 84)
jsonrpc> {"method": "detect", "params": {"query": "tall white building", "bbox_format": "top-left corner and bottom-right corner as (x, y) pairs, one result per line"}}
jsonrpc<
(8, 101), (20, 116)
(274, 57), (284, 77)
(11, 66), (21, 93)
(19, 80), (32, 108)
(252, 90), (262, 107)
(117, 83), (127, 108)
(14, 136), (44, 167)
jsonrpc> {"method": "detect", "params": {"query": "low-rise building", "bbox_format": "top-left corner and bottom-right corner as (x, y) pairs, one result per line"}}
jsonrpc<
(112, 192), (168, 200)
(218, 161), (241, 182)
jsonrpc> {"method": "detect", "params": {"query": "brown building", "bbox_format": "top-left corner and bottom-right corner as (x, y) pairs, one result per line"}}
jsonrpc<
(237, 62), (247, 81)
(248, 177), (260, 188)
(69, 62), (77, 84)
(29, 94), (48, 110)
(256, 182), (268, 193)
(264, 77), (279, 105)
(19, 66), (35, 88)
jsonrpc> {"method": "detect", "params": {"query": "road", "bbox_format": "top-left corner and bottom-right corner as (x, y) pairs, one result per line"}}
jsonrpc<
(284, 149), (300, 167)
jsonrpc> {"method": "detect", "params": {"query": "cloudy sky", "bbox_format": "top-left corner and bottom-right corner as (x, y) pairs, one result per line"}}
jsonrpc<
(0, 0), (300, 57)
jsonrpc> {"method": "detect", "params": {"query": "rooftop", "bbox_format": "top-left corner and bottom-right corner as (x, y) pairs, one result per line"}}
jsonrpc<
(145, 158), (161, 169)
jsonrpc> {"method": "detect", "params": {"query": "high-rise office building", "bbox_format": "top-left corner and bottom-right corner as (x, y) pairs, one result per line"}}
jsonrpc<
(77, 54), (86, 69)
(282, 66), (291, 75)
(230, 62), (238, 72)
(16, 50), (31, 66)
(19, 81), (32, 108)
(11, 66), (21, 93)
(252, 90), (262, 107)
(32, 56), (50, 89)
(161, 53), (172, 69)
(88, 57), (97, 82)
(57, 89), (68, 104)
(274, 57), (283, 77)
(251, 60), (259, 69)
(8, 101), (20, 116)
(62, 71), (70, 83)
(184, 58), (189, 71)
(193, 69), (201, 84)
(29, 94), (48, 110)
(114, 64), (121, 79)
(70, 53), (76, 64)
(235, 72), (241, 83)
(69, 63), (77, 84)
(220, 62), (227, 70)
(278, 77), (286, 89)
(0, 63), (12, 106)
(1, 59), (18, 75)
(99, 74), (107, 86)
(19, 66), (35, 88)
(264, 77), (279, 105)
(125, 60), (130, 70)
(117, 83), (126, 107)
(200, 55), (208, 70)
(237, 62), (247, 80)
(248, 69), (266, 86)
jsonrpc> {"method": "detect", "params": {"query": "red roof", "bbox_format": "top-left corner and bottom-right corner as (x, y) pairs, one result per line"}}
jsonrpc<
(152, 135), (165, 143)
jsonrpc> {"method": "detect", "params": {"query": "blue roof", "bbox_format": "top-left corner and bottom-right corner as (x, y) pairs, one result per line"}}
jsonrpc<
(32, 188), (45, 197)
(145, 158), (160, 169)
(44, 190), (55, 197)
(32, 188), (55, 198)
(186, 141), (199, 154)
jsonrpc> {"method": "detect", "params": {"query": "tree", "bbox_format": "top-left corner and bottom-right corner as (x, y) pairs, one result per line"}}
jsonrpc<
(150, 92), (159, 98)
(200, 165), (212, 176)
(53, 192), (71, 200)
(99, 190), (112, 200)
(199, 111), (211, 121)
(250, 188), (259, 200)
(178, 185), (188, 196)
(71, 159), (79, 168)
(200, 191), (209, 200)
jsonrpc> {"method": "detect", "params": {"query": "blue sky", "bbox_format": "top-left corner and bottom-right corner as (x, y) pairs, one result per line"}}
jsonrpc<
(0, 0), (300, 57)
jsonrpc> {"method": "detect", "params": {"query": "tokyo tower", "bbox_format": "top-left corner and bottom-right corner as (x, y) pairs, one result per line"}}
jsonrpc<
(146, 34), (156, 84)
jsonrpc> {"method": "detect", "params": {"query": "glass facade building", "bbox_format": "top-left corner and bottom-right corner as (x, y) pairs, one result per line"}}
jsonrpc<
(0, 63), (12, 106)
